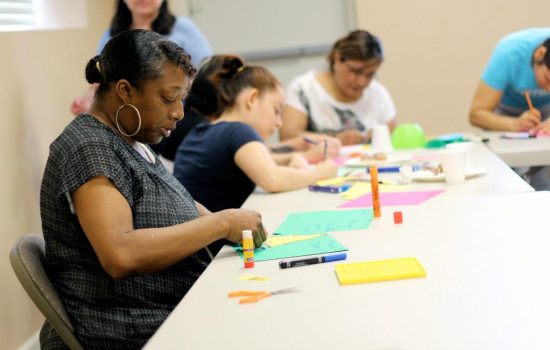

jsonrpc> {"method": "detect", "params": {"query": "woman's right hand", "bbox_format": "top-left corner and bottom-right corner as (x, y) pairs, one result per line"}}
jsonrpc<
(336, 129), (366, 145)
(288, 153), (309, 169)
(219, 208), (267, 248)
(515, 109), (541, 131)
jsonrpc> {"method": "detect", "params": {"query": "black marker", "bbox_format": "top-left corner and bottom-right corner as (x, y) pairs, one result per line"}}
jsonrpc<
(279, 253), (347, 269)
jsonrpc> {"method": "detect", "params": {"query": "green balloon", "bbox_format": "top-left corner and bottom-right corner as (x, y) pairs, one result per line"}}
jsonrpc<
(391, 124), (426, 149)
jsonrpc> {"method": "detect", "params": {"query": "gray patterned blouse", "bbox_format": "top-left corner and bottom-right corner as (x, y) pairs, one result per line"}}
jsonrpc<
(39, 114), (210, 349)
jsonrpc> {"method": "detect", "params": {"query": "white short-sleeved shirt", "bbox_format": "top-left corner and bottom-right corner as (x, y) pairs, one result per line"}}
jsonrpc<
(285, 70), (396, 133)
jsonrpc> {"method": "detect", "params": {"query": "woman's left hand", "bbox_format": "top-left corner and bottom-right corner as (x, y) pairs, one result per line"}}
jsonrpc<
(530, 118), (550, 133)
(302, 137), (341, 163)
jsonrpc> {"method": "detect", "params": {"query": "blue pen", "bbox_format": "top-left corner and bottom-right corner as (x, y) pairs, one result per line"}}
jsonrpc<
(366, 164), (421, 173)
(303, 137), (319, 145)
(279, 253), (347, 269)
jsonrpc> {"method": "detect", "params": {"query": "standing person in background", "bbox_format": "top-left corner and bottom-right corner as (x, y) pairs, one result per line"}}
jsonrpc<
(161, 54), (341, 164)
(281, 30), (397, 146)
(70, 0), (212, 154)
(173, 56), (338, 214)
(469, 28), (550, 190)
(41, 30), (265, 349)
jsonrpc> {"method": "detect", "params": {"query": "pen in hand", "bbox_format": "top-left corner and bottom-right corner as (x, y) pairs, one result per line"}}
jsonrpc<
(523, 90), (543, 133)
(303, 137), (329, 161)
(524, 90), (535, 112)
(303, 137), (319, 146)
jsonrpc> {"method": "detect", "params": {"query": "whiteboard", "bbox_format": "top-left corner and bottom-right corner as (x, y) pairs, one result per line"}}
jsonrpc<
(188, 0), (355, 57)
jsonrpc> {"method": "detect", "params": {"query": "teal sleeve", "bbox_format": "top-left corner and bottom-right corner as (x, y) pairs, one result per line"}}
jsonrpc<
(481, 44), (512, 92)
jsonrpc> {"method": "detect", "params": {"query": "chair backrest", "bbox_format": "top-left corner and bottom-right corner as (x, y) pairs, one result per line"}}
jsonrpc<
(10, 234), (84, 350)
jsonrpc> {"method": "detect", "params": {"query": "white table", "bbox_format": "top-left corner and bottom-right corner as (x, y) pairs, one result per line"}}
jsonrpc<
(247, 143), (532, 214)
(145, 191), (550, 350)
(478, 131), (550, 167)
(144, 143), (539, 350)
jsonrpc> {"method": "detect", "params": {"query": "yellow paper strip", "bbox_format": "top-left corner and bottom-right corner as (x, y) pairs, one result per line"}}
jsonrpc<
(265, 234), (325, 247)
(316, 175), (362, 187)
(238, 275), (270, 282)
(341, 182), (412, 200)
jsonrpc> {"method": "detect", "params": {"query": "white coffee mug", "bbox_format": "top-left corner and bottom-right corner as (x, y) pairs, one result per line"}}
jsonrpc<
(439, 149), (467, 185)
(371, 124), (393, 152)
(446, 142), (475, 168)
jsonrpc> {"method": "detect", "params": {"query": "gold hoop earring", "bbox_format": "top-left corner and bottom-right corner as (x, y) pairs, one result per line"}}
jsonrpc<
(115, 104), (142, 137)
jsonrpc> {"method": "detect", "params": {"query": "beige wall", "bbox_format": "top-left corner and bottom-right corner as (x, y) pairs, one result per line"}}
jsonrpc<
(0, 1), (195, 347)
(0, 1), (114, 348)
(1, 0), (548, 348)
(355, 0), (549, 135)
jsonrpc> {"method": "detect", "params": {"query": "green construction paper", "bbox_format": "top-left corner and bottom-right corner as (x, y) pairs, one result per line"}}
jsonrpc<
(274, 209), (373, 235)
(234, 234), (348, 262)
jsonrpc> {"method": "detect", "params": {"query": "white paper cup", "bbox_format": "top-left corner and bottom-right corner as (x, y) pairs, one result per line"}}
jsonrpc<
(439, 149), (467, 185)
(371, 124), (393, 152)
(446, 142), (475, 168)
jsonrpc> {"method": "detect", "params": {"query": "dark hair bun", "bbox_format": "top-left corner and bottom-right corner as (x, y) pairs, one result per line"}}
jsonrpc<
(85, 56), (103, 84)
(219, 56), (244, 79)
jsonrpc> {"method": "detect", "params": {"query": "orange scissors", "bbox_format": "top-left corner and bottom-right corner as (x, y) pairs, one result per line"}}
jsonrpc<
(228, 287), (299, 304)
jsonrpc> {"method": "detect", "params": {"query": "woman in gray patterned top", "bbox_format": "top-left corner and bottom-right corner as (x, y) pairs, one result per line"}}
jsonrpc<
(39, 30), (267, 349)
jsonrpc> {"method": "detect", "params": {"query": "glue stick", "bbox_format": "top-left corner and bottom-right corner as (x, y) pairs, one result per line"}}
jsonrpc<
(242, 230), (255, 268)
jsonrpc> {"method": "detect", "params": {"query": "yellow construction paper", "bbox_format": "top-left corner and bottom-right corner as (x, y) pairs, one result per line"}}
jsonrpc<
(341, 182), (412, 200)
(265, 234), (325, 247)
(335, 257), (426, 285)
(316, 176), (361, 187)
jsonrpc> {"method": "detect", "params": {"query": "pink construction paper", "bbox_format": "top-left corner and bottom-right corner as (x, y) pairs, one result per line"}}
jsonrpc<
(338, 190), (444, 208)
(332, 156), (349, 166)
